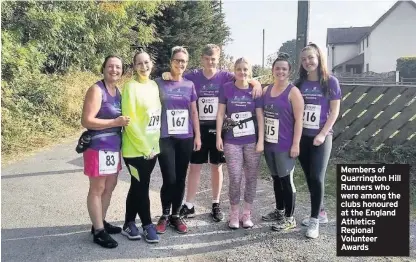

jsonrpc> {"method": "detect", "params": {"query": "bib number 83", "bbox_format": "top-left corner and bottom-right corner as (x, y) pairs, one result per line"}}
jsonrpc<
(106, 155), (115, 166)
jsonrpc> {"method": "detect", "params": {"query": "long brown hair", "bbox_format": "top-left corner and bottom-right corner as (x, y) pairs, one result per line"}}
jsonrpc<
(295, 43), (330, 96)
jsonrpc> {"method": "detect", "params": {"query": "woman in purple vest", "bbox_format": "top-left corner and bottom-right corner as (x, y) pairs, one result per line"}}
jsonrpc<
(261, 53), (304, 231)
(295, 43), (341, 239)
(155, 46), (201, 235)
(216, 57), (265, 229)
(81, 55), (130, 248)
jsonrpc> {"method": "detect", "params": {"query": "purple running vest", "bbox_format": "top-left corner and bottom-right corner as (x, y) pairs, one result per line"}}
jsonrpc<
(298, 75), (342, 137)
(89, 80), (122, 151)
(263, 83), (295, 152)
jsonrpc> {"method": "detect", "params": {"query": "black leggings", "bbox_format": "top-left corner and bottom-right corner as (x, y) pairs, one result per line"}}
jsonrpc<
(265, 151), (296, 217)
(298, 135), (332, 218)
(158, 137), (194, 216)
(272, 176), (296, 217)
(124, 157), (157, 227)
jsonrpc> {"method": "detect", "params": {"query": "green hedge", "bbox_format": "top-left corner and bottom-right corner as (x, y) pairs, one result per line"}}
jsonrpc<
(397, 57), (416, 78)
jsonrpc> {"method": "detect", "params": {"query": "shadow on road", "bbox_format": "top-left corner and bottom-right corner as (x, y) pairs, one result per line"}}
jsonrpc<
(1, 169), (84, 179)
(1, 221), (302, 261)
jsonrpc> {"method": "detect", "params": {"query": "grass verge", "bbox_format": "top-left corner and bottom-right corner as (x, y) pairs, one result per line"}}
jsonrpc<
(1, 71), (133, 166)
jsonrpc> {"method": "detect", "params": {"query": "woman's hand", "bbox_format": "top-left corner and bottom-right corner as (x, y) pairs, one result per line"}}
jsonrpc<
(313, 133), (326, 146)
(194, 136), (201, 151)
(115, 116), (130, 127)
(216, 137), (224, 152)
(162, 72), (172, 81)
(290, 143), (300, 158)
(255, 140), (264, 153)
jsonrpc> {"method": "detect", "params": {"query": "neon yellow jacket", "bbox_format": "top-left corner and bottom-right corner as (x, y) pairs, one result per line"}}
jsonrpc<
(121, 78), (161, 158)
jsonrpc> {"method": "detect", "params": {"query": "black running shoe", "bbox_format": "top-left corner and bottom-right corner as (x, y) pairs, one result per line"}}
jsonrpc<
(104, 220), (122, 234)
(91, 220), (122, 235)
(179, 204), (196, 218)
(93, 230), (118, 249)
(211, 203), (224, 222)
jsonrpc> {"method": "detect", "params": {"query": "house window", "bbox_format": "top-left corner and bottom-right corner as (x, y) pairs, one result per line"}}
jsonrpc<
(366, 36), (369, 47)
(362, 41), (364, 51)
(366, 63), (369, 72)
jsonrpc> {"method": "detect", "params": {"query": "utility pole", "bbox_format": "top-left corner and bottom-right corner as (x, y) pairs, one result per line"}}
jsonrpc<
(220, 0), (222, 13)
(219, 0), (223, 69)
(295, 0), (310, 74)
(262, 29), (265, 69)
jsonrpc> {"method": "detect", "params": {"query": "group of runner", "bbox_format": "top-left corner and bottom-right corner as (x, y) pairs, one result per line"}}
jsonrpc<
(81, 43), (341, 249)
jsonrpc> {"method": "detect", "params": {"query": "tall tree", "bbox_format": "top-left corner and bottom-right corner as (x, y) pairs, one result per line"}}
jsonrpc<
(1, 1), (168, 75)
(147, 1), (231, 76)
(266, 39), (297, 68)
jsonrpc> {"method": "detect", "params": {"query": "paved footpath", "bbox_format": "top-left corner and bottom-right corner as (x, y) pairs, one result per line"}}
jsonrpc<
(2, 140), (415, 262)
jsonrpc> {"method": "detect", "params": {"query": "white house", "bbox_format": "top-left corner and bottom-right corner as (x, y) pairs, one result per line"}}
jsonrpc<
(327, 0), (416, 74)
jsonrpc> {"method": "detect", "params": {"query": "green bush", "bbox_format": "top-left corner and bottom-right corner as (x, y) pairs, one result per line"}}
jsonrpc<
(396, 57), (416, 78)
(1, 71), (99, 160)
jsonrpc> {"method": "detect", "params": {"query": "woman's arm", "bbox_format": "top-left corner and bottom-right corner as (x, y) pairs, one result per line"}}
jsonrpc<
(81, 84), (125, 130)
(314, 76), (342, 145)
(255, 107), (265, 153)
(191, 101), (201, 151)
(216, 104), (226, 152)
(121, 82), (152, 156)
(319, 100), (340, 137)
(289, 87), (305, 157)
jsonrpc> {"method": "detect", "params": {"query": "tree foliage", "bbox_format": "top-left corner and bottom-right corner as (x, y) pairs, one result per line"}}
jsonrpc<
(252, 65), (271, 78)
(147, 0), (231, 76)
(397, 57), (416, 79)
(266, 39), (297, 68)
(1, 1), (168, 76)
(1, 0), (232, 158)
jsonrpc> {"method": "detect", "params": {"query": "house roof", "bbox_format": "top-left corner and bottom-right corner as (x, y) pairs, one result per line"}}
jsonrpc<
(358, 0), (416, 42)
(333, 53), (364, 69)
(327, 1), (416, 46)
(327, 27), (371, 45)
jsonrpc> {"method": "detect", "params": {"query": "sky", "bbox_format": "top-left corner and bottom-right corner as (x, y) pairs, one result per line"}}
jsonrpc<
(222, 0), (399, 66)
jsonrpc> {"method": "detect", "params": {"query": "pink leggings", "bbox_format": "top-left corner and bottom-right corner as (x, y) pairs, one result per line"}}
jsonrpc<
(224, 143), (261, 205)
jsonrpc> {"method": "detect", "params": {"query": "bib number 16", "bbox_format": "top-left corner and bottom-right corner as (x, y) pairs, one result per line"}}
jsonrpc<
(303, 104), (321, 130)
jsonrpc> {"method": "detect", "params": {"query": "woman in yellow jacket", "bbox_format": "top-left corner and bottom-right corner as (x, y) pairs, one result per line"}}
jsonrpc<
(121, 50), (161, 243)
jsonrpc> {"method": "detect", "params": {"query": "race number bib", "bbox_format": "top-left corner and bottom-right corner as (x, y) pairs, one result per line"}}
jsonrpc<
(167, 109), (189, 135)
(146, 108), (161, 132)
(198, 97), (218, 121)
(303, 104), (321, 129)
(265, 117), (279, 143)
(99, 151), (119, 175)
(231, 111), (255, 137)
